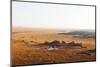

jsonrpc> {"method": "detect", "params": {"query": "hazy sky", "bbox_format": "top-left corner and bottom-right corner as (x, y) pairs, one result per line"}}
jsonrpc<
(12, 1), (95, 30)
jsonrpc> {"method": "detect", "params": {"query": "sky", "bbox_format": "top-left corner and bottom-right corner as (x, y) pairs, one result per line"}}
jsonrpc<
(12, 1), (95, 30)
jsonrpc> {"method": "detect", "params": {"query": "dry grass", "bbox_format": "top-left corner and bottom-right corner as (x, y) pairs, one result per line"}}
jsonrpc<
(12, 27), (96, 66)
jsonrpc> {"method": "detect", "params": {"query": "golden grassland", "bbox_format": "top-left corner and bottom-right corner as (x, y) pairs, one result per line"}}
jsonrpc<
(12, 27), (96, 66)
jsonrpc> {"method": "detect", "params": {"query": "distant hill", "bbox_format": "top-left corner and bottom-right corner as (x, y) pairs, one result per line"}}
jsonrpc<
(58, 30), (95, 39)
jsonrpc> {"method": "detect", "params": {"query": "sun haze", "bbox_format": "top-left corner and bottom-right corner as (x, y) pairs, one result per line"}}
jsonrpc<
(12, 1), (95, 30)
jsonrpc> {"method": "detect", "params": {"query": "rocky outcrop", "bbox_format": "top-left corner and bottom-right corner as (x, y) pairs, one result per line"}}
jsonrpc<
(44, 40), (84, 48)
(48, 40), (61, 48)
